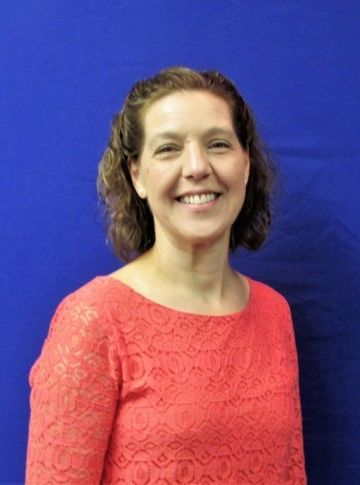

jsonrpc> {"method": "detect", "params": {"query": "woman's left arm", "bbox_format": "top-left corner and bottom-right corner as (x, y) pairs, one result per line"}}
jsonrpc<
(283, 301), (307, 484)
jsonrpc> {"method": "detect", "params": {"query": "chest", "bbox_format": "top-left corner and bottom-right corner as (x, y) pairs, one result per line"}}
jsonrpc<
(112, 315), (296, 446)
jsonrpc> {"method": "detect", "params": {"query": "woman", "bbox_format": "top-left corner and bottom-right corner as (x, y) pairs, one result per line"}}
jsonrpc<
(26, 67), (307, 484)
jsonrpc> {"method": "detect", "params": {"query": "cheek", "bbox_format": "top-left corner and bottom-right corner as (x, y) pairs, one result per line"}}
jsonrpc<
(218, 163), (246, 187)
(146, 164), (180, 198)
(146, 164), (168, 177)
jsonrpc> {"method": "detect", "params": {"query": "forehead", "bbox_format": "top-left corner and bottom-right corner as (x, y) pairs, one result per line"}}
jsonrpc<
(142, 90), (234, 140)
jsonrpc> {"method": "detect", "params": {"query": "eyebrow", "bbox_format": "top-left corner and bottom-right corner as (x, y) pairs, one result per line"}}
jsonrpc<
(148, 127), (237, 149)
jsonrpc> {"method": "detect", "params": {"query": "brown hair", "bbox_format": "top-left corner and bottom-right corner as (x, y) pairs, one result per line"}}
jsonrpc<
(97, 66), (276, 262)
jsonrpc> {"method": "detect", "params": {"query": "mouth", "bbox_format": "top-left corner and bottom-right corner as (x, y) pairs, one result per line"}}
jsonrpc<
(176, 192), (221, 205)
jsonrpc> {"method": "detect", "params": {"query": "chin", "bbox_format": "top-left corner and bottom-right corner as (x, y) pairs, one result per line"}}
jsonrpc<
(175, 229), (230, 248)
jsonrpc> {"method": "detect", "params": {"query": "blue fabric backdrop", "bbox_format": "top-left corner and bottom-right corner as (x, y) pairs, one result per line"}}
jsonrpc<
(1, 1), (359, 483)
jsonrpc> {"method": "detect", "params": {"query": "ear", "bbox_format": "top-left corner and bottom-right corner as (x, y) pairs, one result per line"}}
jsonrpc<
(244, 150), (251, 185)
(128, 158), (146, 198)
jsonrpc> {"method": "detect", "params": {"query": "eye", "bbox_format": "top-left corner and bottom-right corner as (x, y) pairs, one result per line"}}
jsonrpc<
(208, 140), (231, 151)
(155, 145), (179, 155)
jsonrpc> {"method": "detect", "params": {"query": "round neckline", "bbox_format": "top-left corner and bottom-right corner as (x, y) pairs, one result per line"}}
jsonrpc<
(99, 273), (254, 319)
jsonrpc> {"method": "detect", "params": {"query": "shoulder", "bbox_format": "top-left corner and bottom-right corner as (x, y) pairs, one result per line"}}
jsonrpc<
(248, 276), (289, 306)
(247, 276), (299, 352)
(52, 275), (127, 322)
(247, 275), (292, 321)
(43, 275), (132, 353)
(29, 277), (121, 400)
(248, 275), (298, 339)
(50, 277), (106, 319)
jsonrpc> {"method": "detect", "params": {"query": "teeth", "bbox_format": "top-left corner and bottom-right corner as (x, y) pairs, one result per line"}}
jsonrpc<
(179, 193), (218, 205)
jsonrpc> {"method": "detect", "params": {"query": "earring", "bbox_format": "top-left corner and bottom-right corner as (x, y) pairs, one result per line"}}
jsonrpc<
(138, 188), (145, 198)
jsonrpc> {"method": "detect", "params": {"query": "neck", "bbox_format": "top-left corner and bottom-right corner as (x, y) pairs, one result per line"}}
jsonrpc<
(139, 233), (236, 305)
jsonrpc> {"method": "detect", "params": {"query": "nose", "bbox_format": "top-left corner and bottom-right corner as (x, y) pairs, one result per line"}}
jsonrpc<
(182, 143), (211, 180)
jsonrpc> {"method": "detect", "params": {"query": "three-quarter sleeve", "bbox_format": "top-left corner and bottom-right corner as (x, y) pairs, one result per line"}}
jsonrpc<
(283, 301), (307, 484)
(26, 291), (121, 484)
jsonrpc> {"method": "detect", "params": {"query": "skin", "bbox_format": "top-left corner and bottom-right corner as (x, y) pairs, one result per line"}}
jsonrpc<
(112, 90), (251, 315)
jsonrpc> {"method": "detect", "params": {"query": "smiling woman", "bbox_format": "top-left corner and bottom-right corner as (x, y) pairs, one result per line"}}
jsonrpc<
(127, 90), (250, 260)
(97, 67), (275, 263)
(26, 67), (307, 484)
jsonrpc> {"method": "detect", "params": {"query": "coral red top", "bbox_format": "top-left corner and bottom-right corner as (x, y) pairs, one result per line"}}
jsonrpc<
(26, 275), (307, 484)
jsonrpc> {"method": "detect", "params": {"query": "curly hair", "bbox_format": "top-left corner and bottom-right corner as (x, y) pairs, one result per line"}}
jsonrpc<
(97, 66), (276, 262)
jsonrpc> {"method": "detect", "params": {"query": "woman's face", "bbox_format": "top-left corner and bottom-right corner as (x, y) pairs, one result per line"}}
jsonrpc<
(129, 90), (250, 250)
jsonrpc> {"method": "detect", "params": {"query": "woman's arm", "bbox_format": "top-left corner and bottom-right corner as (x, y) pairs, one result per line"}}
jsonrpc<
(26, 291), (121, 484)
(283, 302), (307, 484)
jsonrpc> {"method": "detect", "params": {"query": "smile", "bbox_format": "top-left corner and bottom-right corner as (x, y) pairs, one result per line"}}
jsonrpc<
(177, 193), (220, 205)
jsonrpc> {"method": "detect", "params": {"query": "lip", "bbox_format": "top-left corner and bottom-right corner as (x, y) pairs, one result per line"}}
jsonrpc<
(175, 193), (222, 211)
(175, 190), (222, 199)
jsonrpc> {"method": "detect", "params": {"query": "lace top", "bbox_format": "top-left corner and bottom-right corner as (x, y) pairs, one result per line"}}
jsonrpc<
(26, 275), (307, 484)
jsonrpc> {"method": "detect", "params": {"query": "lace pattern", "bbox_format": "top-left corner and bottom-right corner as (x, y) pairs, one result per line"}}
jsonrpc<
(26, 276), (306, 484)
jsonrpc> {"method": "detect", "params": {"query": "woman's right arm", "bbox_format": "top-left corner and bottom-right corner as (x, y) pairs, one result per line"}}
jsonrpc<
(26, 291), (121, 484)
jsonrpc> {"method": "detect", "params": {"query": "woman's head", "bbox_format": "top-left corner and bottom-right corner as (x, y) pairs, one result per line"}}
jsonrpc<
(97, 66), (276, 261)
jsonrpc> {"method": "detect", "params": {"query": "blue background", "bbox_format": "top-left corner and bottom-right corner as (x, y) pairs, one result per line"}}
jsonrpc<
(1, 1), (359, 483)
